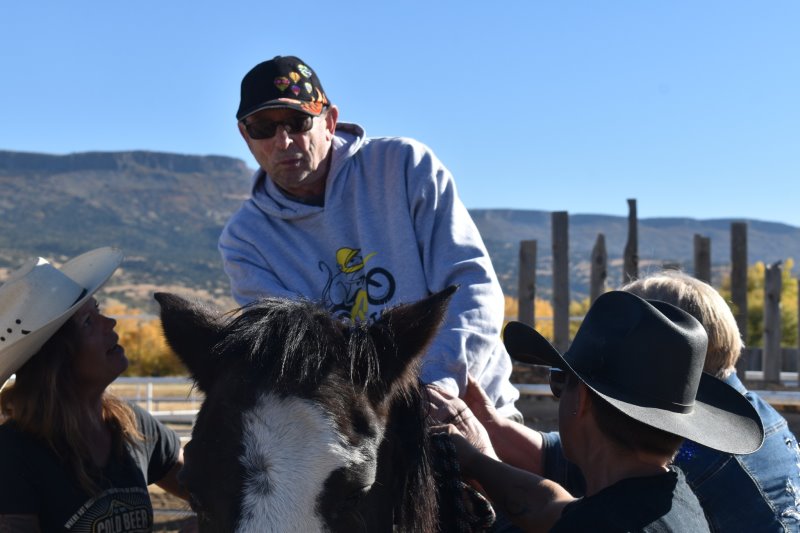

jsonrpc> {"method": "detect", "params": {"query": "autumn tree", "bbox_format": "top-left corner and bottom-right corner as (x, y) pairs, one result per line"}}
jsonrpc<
(504, 295), (580, 342)
(103, 303), (187, 376)
(720, 258), (799, 348)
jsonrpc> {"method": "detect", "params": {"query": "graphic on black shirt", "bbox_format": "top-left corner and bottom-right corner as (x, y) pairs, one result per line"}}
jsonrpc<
(64, 487), (152, 532)
(319, 247), (396, 321)
(0, 402), (179, 532)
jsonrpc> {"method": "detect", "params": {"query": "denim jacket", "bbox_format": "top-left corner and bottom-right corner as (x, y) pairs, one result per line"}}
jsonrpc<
(540, 372), (800, 532)
(673, 373), (800, 532)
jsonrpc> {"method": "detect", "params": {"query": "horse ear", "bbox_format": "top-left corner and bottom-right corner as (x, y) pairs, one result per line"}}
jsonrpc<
(154, 292), (225, 393)
(368, 285), (457, 394)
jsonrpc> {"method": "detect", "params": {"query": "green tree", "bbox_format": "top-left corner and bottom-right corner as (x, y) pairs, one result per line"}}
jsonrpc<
(720, 258), (798, 348)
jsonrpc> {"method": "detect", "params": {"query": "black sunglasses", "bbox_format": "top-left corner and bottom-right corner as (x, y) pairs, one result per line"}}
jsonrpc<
(243, 114), (314, 140)
(549, 367), (570, 399)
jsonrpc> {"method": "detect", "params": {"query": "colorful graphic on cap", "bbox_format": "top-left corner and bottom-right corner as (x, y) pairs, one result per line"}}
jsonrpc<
(274, 77), (290, 92)
(289, 71), (301, 83)
(298, 88), (329, 115)
(304, 82), (313, 94)
(290, 85), (301, 96)
(297, 64), (313, 78)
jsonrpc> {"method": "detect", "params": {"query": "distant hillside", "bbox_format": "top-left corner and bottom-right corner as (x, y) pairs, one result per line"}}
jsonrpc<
(2, 149), (799, 310)
(0, 150), (252, 311)
(470, 209), (800, 299)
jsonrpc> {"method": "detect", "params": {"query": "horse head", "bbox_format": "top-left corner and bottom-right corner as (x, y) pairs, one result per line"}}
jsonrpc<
(155, 286), (456, 532)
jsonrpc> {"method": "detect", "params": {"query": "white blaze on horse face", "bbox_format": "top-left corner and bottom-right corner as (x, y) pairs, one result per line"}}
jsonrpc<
(237, 393), (374, 533)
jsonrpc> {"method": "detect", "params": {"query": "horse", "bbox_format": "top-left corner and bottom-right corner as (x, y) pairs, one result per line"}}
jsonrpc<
(155, 286), (459, 532)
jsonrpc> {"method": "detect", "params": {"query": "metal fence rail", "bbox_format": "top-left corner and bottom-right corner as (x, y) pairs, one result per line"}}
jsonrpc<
(111, 372), (800, 427)
(120, 373), (794, 520)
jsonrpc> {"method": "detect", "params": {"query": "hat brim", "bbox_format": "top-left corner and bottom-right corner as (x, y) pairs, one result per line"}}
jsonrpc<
(503, 321), (764, 455)
(238, 99), (325, 120)
(0, 247), (123, 389)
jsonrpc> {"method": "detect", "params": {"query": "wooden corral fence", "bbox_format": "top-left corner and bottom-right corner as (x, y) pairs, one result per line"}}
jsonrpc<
(107, 376), (201, 443)
(516, 199), (800, 392)
(110, 376), (200, 414)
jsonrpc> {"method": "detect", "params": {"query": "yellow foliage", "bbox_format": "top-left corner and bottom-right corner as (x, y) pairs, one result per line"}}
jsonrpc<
(720, 257), (798, 347)
(103, 303), (186, 376)
(503, 295), (558, 341)
(503, 295), (518, 318)
(569, 298), (591, 338)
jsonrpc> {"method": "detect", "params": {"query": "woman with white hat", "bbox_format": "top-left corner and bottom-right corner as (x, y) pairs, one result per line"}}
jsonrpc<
(0, 248), (189, 531)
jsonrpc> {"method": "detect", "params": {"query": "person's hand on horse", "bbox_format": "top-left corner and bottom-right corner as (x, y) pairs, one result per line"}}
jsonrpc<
(462, 374), (503, 431)
(430, 423), (489, 476)
(465, 376), (551, 477)
(426, 384), (498, 461)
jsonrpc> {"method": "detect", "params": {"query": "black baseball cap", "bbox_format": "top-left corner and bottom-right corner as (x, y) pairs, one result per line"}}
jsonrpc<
(236, 55), (330, 121)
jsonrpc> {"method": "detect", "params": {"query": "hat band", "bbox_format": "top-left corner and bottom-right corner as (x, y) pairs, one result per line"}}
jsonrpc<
(584, 372), (696, 414)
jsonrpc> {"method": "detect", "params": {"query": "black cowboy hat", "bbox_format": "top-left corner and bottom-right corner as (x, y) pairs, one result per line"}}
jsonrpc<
(504, 291), (764, 455)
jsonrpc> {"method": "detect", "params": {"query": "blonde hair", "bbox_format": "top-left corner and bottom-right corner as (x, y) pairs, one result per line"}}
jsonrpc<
(622, 270), (742, 379)
(0, 316), (142, 494)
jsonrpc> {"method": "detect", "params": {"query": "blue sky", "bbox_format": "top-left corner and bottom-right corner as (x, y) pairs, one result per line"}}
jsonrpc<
(2, 2), (798, 226)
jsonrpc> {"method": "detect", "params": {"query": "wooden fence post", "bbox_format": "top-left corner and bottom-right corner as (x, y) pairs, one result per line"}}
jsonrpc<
(763, 261), (782, 383)
(694, 234), (711, 283)
(517, 240), (537, 326)
(590, 234), (607, 304)
(623, 199), (638, 282)
(731, 222), (749, 376)
(552, 212), (570, 352)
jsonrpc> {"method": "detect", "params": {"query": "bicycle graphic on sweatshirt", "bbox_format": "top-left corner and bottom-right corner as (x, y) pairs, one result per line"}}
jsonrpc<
(319, 247), (396, 321)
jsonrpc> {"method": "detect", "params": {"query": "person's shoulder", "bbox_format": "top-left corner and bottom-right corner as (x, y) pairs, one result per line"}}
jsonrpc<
(124, 399), (146, 416)
(0, 420), (24, 440)
(359, 136), (439, 169)
(0, 421), (40, 458)
(744, 389), (790, 426)
(124, 400), (158, 430)
(364, 135), (430, 151)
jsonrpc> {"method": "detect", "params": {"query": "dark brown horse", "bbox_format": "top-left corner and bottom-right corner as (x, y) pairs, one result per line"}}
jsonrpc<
(156, 287), (457, 532)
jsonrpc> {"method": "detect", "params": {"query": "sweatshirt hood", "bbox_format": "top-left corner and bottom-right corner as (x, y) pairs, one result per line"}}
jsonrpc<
(249, 122), (366, 220)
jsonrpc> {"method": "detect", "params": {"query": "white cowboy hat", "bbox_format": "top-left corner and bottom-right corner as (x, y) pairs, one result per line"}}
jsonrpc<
(0, 247), (123, 391)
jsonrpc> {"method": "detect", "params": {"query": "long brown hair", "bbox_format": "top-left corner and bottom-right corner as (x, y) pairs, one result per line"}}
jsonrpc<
(0, 316), (142, 494)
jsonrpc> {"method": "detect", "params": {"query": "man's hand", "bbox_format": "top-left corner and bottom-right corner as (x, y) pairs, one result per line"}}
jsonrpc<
(451, 375), (547, 475)
(463, 374), (503, 431)
(426, 383), (498, 460)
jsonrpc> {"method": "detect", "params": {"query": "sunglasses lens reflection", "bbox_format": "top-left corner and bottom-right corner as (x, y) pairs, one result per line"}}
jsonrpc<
(246, 122), (276, 139)
(245, 115), (314, 139)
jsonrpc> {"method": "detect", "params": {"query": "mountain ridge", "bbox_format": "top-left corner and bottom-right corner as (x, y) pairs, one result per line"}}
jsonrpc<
(2, 149), (798, 310)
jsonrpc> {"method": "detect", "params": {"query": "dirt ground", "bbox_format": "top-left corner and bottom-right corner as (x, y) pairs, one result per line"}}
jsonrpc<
(151, 488), (194, 531)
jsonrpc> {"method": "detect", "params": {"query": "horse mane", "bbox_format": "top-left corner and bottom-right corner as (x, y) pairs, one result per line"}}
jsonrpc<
(212, 297), (439, 530)
(385, 384), (439, 532)
(212, 298), (368, 390)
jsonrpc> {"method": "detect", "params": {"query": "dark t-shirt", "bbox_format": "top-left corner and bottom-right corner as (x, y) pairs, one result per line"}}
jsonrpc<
(550, 468), (710, 533)
(0, 402), (181, 531)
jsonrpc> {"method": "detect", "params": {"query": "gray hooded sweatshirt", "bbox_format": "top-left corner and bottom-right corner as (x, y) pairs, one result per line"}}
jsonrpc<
(219, 122), (520, 416)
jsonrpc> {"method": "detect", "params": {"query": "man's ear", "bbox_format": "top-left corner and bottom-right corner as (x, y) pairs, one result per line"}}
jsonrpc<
(576, 381), (592, 417)
(324, 105), (339, 137)
(237, 121), (249, 141)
